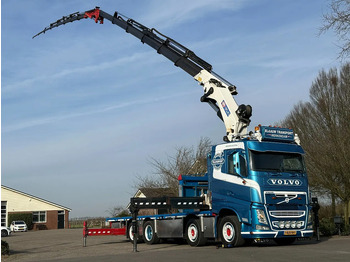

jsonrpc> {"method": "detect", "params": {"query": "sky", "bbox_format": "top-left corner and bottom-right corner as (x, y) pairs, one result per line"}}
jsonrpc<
(1, 0), (340, 218)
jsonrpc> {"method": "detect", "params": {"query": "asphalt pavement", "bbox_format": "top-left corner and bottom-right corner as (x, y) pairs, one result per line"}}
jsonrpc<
(2, 229), (350, 262)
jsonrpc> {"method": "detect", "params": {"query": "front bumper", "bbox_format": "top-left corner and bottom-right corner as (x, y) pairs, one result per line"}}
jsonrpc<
(241, 229), (313, 239)
(13, 227), (27, 232)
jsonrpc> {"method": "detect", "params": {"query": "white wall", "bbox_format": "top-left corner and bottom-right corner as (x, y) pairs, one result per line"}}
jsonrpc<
(1, 187), (62, 213)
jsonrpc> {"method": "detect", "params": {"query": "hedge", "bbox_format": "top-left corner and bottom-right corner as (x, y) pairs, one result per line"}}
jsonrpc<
(1, 241), (9, 256)
(8, 213), (33, 230)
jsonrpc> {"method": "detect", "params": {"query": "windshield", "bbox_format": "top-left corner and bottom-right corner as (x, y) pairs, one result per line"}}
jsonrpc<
(250, 150), (305, 173)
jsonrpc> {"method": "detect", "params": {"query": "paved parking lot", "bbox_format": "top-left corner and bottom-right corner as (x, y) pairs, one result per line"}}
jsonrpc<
(2, 229), (350, 262)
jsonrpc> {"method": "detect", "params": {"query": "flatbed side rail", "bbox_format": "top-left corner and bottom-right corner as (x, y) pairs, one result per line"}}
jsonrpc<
(82, 221), (127, 247)
(130, 196), (209, 210)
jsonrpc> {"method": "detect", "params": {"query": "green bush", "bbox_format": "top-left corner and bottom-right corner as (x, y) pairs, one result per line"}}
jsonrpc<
(8, 213), (33, 230)
(319, 217), (336, 236)
(1, 240), (10, 256)
(340, 222), (350, 236)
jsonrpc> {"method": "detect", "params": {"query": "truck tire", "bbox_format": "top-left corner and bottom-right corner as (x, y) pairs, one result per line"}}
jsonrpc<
(143, 221), (160, 245)
(185, 219), (207, 247)
(219, 216), (245, 247)
(127, 223), (142, 243)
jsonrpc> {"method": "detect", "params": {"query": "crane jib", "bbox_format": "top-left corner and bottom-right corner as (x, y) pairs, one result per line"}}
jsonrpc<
(33, 7), (212, 77)
(99, 9), (212, 76)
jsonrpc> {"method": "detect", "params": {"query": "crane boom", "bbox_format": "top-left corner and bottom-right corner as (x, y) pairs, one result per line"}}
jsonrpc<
(33, 7), (252, 141)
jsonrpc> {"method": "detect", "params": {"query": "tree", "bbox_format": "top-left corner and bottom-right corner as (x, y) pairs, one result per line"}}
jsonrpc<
(135, 137), (212, 195)
(282, 63), (350, 226)
(320, 0), (350, 59)
(106, 206), (130, 217)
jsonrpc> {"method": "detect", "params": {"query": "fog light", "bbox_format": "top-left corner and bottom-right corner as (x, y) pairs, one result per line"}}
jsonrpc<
(297, 222), (302, 229)
(291, 221), (296, 228)
(279, 221), (285, 229)
(256, 225), (270, 230)
(285, 221), (291, 228)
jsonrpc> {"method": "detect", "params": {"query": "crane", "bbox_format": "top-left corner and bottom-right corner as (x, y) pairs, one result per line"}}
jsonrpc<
(33, 7), (252, 141)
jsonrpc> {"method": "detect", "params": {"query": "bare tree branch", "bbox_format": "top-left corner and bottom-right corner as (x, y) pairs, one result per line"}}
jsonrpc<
(134, 137), (212, 195)
(320, 0), (350, 59)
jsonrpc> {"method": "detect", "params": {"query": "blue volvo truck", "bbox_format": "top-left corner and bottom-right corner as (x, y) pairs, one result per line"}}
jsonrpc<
(107, 125), (313, 247)
(34, 7), (314, 247)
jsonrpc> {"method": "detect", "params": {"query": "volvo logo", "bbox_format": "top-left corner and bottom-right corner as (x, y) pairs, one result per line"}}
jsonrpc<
(267, 179), (303, 186)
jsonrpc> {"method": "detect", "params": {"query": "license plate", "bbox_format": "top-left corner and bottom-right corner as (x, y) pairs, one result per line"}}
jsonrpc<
(284, 231), (296, 235)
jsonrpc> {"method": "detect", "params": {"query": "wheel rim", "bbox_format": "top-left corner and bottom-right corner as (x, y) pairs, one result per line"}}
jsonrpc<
(187, 224), (198, 242)
(129, 226), (134, 241)
(145, 225), (153, 241)
(222, 222), (235, 242)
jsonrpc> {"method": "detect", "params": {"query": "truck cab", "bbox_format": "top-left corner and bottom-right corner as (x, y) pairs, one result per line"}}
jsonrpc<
(206, 126), (313, 244)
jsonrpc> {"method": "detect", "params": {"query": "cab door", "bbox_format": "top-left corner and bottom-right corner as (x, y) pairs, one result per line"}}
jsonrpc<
(212, 149), (250, 203)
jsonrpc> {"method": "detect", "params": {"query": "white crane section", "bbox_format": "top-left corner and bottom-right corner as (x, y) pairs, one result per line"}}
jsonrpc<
(194, 70), (251, 141)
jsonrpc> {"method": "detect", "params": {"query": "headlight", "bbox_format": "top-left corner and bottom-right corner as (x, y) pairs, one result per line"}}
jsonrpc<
(308, 211), (313, 224)
(256, 209), (268, 224)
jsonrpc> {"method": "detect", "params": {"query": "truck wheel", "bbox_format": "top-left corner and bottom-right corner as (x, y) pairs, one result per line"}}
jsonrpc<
(185, 219), (207, 247)
(274, 238), (296, 245)
(127, 223), (142, 243)
(219, 216), (245, 247)
(143, 221), (160, 245)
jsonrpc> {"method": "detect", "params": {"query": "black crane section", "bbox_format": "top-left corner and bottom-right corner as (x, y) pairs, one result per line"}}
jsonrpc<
(33, 7), (212, 77)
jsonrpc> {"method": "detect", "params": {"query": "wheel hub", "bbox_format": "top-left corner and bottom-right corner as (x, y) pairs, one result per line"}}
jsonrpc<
(223, 222), (235, 242)
(188, 224), (198, 242)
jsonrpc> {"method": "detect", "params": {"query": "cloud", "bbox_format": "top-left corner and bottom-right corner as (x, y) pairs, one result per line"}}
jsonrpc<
(2, 89), (197, 133)
(2, 51), (156, 94)
(140, 0), (249, 29)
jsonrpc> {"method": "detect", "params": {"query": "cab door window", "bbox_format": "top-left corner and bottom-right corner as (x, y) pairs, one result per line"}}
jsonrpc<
(227, 152), (247, 177)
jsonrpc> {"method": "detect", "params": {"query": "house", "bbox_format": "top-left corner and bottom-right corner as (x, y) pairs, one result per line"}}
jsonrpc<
(1, 185), (71, 230)
(129, 188), (177, 216)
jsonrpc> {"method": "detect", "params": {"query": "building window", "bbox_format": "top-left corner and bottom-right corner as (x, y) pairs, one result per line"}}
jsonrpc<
(1, 201), (7, 227)
(33, 211), (46, 223)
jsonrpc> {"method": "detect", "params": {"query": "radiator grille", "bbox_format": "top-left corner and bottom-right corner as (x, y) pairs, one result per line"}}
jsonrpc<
(269, 210), (305, 218)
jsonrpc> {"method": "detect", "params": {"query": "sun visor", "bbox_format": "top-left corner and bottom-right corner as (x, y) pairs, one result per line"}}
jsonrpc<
(247, 141), (305, 154)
